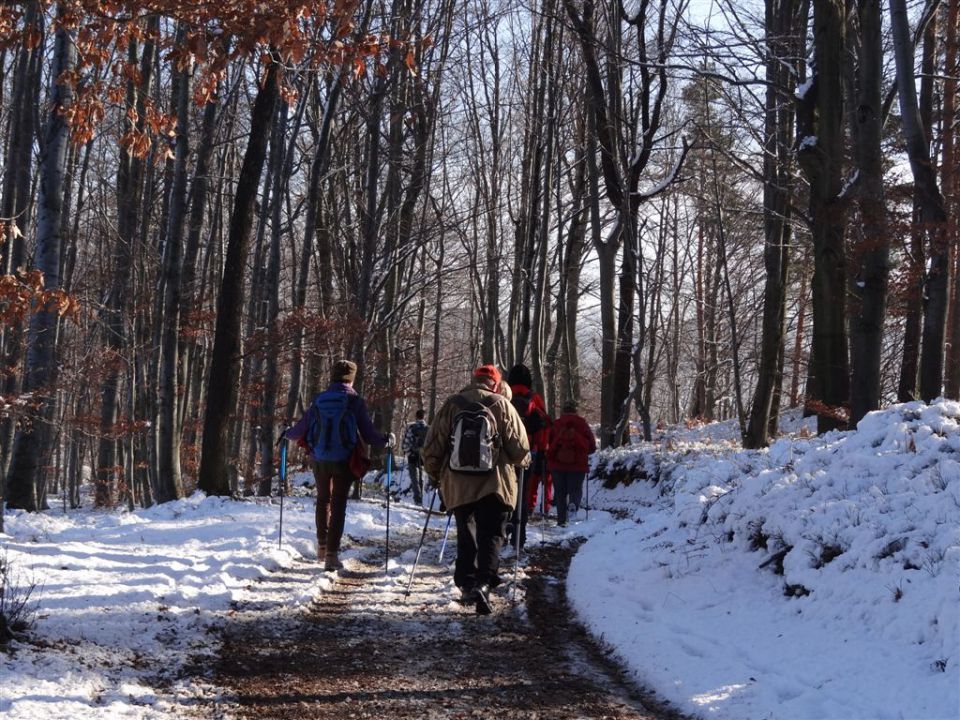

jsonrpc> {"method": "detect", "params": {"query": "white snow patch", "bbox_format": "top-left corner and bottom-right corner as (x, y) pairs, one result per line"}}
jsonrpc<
(570, 400), (960, 720)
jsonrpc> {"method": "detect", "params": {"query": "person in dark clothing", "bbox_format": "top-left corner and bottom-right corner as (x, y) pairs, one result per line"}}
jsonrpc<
(287, 359), (393, 570)
(505, 363), (551, 548)
(546, 400), (597, 526)
(402, 409), (429, 505)
(421, 365), (530, 615)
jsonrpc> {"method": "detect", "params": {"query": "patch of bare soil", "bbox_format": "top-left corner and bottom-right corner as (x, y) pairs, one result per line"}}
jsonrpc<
(205, 525), (688, 720)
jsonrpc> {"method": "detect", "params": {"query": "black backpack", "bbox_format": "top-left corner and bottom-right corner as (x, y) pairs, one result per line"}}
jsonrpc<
(512, 390), (547, 436)
(409, 422), (428, 453)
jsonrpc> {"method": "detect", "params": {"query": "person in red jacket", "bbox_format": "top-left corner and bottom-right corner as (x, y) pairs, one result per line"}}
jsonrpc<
(506, 364), (551, 548)
(546, 400), (597, 526)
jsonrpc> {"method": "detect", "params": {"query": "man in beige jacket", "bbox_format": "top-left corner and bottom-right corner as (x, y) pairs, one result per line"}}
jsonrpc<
(421, 365), (530, 614)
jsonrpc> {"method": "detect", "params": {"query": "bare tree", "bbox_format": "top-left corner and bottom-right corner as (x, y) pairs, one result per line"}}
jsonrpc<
(797, 0), (850, 433)
(4, 5), (75, 513)
(564, 0), (690, 446)
(889, 0), (950, 403)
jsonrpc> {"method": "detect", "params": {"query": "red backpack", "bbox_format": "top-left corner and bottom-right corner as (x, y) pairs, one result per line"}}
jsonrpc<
(550, 423), (587, 466)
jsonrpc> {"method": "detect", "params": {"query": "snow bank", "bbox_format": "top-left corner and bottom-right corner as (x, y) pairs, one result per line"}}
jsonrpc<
(0, 474), (342, 718)
(570, 401), (960, 720)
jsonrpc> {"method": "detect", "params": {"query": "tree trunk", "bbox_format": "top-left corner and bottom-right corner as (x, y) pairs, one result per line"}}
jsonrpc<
(285, 75), (345, 420)
(890, 0), (950, 402)
(0, 1), (42, 480)
(588, 118), (617, 445)
(945, 0), (960, 399)
(746, 0), (797, 448)
(849, 0), (891, 426)
(258, 101), (289, 497)
(4, 8), (75, 515)
(798, 0), (850, 432)
(530, 1), (558, 396)
(558, 117), (589, 405)
(198, 59), (279, 496)
(156, 59), (191, 504)
(96, 25), (157, 506)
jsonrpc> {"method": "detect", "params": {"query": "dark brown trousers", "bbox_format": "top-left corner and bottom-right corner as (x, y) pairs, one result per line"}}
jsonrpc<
(312, 460), (356, 554)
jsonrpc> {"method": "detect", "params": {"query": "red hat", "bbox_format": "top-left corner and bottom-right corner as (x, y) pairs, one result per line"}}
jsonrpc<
(473, 364), (501, 388)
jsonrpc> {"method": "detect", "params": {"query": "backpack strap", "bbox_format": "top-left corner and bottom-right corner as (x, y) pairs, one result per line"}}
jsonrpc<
(450, 394), (498, 411)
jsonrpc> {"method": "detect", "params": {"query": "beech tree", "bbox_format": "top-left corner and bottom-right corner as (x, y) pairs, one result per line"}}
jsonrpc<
(4, 4), (76, 512)
(563, 0), (691, 446)
(889, 0), (950, 404)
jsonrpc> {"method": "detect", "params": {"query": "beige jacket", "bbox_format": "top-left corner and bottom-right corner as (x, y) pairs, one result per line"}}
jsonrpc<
(421, 382), (530, 510)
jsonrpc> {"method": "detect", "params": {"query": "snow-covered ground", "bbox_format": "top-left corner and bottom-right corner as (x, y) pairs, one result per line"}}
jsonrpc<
(2, 401), (958, 720)
(0, 472), (410, 718)
(570, 400), (960, 720)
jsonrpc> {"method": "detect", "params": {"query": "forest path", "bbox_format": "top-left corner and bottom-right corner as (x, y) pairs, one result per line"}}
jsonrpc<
(204, 509), (686, 719)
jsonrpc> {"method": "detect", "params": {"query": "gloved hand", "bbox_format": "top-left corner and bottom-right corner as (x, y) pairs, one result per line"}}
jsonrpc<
(386, 432), (397, 449)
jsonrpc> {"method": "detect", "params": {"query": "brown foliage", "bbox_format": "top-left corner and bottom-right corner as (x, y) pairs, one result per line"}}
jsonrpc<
(0, 269), (79, 330)
(803, 397), (850, 425)
(1, 1), (408, 158)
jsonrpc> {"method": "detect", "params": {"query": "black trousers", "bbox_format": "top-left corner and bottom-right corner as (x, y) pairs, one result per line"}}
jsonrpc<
(509, 466), (532, 547)
(453, 493), (511, 590)
(407, 454), (424, 503)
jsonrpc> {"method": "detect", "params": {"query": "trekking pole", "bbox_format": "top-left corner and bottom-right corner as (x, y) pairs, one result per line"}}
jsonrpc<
(404, 489), (438, 596)
(585, 474), (589, 521)
(438, 512), (453, 562)
(511, 468), (526, 604)
(277, 429), (289, 550)
(539, 465), (547, 543)
(385, 446), (392, 573)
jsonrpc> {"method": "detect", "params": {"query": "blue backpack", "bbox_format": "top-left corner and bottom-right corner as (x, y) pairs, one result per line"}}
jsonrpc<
(305, 390), (359, 462)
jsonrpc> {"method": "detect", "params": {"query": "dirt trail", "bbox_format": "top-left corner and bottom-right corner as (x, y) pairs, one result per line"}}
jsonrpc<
(205, 515), (686, 719)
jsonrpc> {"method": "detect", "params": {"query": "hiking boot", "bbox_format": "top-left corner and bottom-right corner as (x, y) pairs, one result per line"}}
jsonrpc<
(324, 553), (343, 571)
(475, 585), (492, 615)
(458, 587), (477, 605)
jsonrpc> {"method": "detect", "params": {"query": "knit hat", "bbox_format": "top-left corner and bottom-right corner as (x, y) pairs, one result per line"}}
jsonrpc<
(473, 364), (502, 389)
(506, 363), (532, 388)
(562, 400), (578, 414)
(331, 359), (357, 384)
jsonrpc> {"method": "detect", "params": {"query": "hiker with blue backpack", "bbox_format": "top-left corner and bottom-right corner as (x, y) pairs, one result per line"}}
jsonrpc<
(286, 359), (394, 571)
(402, 409), (429, 505)
(421, 365), (530, 615)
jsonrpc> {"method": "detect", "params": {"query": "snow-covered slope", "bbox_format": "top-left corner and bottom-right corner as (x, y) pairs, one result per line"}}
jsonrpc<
(569, 401), (960, 719)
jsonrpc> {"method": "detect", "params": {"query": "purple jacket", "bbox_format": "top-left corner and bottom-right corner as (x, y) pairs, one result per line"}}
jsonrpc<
(287, 383), (388, 450)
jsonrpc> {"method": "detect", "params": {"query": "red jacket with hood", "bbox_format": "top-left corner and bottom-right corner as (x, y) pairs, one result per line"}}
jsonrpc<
(509, 383), (550, 451)
(546, 412), (596, 472)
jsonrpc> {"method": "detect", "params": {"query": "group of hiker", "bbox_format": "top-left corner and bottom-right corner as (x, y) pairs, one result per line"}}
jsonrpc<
(285, 358), (596, 614)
